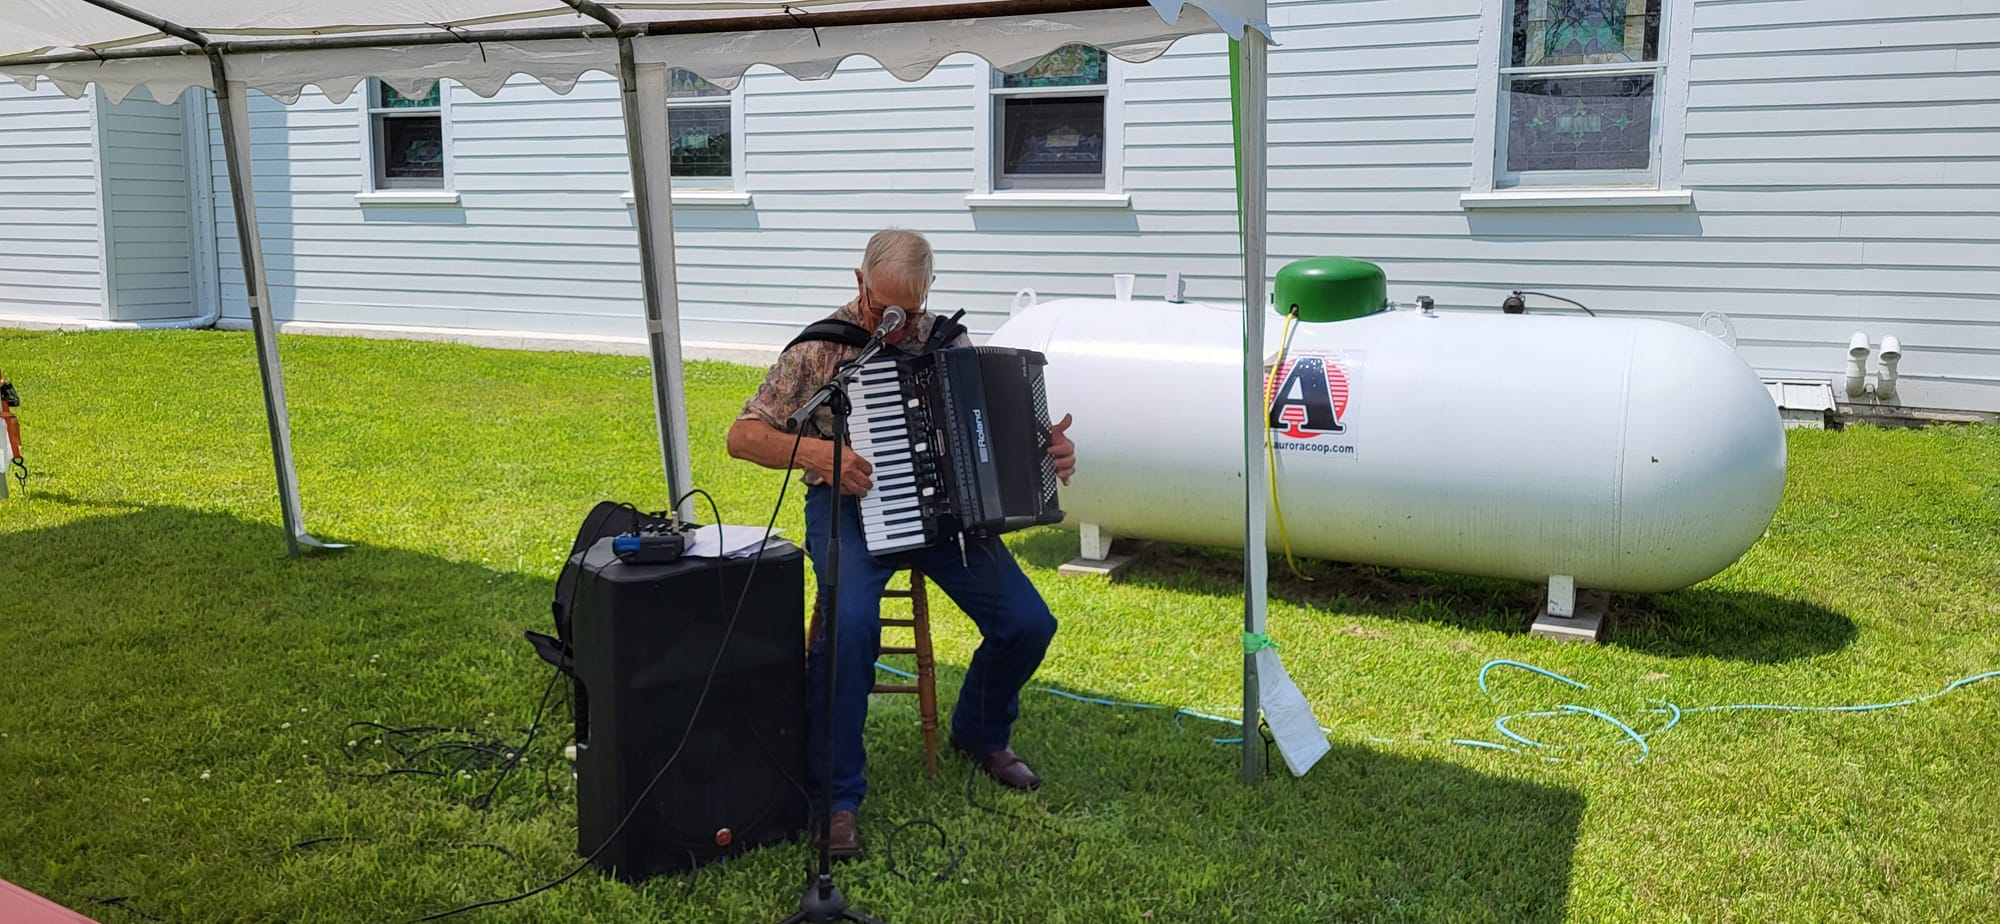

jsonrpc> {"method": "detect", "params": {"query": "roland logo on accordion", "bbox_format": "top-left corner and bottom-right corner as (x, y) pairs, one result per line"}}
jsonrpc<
(971, 408), (991, 464)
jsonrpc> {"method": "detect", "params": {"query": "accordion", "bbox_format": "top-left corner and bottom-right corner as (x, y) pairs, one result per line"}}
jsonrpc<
(847, 346), (1064, 555)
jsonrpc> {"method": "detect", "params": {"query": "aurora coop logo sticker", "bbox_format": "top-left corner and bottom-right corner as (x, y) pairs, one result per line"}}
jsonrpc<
(1265, 351), (1361, 458)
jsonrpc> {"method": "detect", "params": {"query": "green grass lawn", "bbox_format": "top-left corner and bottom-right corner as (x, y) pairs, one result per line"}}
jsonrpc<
(2, 327), (1996, 924)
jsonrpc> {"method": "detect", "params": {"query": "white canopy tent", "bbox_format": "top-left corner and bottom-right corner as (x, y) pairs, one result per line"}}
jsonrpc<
(1, 0), (1300, 782)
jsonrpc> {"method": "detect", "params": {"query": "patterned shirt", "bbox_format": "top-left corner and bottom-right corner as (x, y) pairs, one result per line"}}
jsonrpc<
(739, 299), (970, 485)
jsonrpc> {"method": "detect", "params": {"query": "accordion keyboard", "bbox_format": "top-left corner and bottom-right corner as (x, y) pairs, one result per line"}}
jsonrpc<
(848, 355), (937, 554)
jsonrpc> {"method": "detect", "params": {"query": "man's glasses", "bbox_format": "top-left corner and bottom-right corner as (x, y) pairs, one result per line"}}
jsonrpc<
(864, 274), (936, 315)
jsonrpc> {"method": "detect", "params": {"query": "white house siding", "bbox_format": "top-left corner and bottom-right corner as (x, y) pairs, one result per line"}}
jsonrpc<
(100, 92), (196, 321)
(150, 0), (1996, 414)
(200, 47), (1242, 347)
(678, 48), (1240, 346)
(0, 82), (102, 322)
(206, 77), (646, 335)
(1260, 0), (2000, 413)
(1676, 0), (2000, 412)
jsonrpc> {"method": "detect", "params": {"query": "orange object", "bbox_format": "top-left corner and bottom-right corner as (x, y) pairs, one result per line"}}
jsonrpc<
(0, 878), (102, 923)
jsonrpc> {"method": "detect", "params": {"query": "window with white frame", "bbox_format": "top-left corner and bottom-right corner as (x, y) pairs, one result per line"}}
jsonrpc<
(1498, 0), (1665, 188)
(991, 45), (1111, 190)
(365, 80), (447, 190)
(667, 69), (733, 184)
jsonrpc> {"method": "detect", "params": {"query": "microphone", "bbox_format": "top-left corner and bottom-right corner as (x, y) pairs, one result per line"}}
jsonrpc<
(871, 305), (908, 341)
(797, 305), (909, 436)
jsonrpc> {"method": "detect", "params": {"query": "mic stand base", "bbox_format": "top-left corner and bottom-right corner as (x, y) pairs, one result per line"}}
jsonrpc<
(778, 876), (887, 924)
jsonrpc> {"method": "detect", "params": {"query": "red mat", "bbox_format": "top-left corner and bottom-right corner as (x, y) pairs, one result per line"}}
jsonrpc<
(0, 879), (101, 923)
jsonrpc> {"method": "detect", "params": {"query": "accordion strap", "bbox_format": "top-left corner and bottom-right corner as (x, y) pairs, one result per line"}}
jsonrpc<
(784, 319), (872, 353)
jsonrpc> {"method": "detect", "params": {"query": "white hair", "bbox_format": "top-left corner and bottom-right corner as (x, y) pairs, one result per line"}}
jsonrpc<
(860, 228), (933, 300)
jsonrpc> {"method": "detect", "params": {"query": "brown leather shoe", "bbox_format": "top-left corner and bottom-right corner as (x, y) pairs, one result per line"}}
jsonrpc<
(814, 810), (864, 861)
(951, 739), (1043, 791)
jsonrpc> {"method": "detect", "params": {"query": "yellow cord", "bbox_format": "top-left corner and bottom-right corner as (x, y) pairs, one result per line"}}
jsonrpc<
(1263, 309), (1311, 581)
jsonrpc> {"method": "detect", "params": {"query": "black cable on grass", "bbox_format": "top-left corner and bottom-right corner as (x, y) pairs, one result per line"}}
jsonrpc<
(289, 836), (531, 880)
(87, 896), (171, 923)
(961, 761), (1080, 863)
(471, 671), (564, 810)
(885, 818), (963, 884)
(334, 670), (564, 811)
(291, 834), (359, 850)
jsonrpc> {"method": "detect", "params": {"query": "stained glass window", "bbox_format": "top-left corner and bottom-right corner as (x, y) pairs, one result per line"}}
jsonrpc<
(669, 70), (730, 99)
(1511, 0), (1660, 68)
(1505, 75), (1654, 172)
(367, 79), (446, 189)
(1000, 46), (1107, 88)
(1500, 0), (1664, 183)
(380, 118), (445, 180)
(993, 45), (1109, 187)
(376, 82), (441, 109)
(666, 69), (733, 180)
(669, 106), (731, 178)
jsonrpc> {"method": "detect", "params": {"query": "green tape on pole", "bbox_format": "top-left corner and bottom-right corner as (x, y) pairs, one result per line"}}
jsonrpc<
(1243, 631), (1278, 654)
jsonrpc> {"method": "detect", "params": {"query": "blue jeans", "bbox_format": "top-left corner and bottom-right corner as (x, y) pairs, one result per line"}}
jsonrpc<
(803, 485), (1058, 813)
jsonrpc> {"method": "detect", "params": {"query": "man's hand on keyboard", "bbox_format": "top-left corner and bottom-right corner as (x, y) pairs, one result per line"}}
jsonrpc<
(808, 441), (875, 496)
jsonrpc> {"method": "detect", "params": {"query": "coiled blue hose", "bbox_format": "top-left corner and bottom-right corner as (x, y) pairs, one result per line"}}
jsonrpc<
(878, 658), (2000, 765)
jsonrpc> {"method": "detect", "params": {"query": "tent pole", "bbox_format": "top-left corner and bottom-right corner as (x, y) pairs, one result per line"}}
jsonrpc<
(616, 38), (696, 519)
(1234, 29), (1270, 785)
(208, 54), (340, 556)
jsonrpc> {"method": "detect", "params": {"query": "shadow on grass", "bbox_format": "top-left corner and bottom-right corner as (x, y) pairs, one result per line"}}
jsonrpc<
(2, 499), (1582, 922)
(859, 670), (1586, 924)
(1011, 530), (1856, 664)
(0, 494), (554, 651)
(0, 497), (588, 916)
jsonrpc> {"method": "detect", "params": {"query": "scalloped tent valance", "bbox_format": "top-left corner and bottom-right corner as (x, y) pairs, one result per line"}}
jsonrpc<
(1, 0), (1266, 103)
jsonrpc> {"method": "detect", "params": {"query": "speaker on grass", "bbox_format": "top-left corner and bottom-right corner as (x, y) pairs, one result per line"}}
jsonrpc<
(567, 535), (807, 881)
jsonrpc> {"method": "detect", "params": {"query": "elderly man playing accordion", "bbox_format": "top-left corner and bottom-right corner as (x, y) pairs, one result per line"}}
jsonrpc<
(726, 229), (1077, 860)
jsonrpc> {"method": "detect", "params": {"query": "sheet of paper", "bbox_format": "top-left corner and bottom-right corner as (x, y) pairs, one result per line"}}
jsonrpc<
(1256, 646), (1331, 777)
(685, 524), (784, 559)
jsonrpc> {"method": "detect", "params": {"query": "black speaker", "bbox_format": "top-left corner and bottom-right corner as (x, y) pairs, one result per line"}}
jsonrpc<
(568, 535), (807, 882)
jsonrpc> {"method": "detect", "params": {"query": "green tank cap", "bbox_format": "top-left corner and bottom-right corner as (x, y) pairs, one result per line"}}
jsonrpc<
(1273, 257), (1388, 323)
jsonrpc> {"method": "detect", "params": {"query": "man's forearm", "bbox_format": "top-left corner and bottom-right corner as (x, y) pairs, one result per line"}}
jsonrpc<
(728, 418), (828, 473)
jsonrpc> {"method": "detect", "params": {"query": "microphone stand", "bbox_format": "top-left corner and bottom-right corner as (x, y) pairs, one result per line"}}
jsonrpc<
(779, 328), (895, 924)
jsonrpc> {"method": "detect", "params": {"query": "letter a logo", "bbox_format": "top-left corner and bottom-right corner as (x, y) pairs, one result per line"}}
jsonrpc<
(1268, 356), (1345, 438)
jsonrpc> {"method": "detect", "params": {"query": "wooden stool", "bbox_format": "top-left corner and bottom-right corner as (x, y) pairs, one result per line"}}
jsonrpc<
(807, 569), (940, 777)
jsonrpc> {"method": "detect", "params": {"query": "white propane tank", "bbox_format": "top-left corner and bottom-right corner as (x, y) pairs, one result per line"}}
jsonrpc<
(988, 295), (1787, 593)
